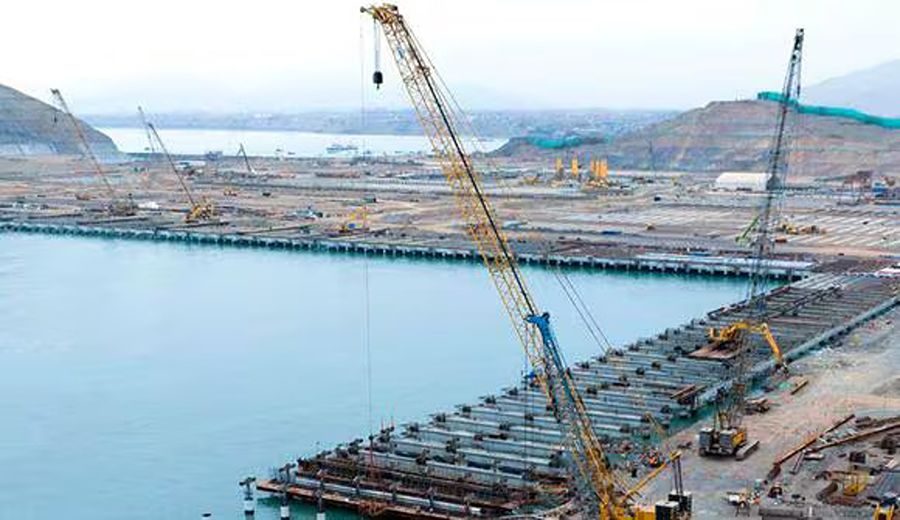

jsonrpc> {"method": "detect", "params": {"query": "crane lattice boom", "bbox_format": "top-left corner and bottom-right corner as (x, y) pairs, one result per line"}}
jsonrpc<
(363, 4), (629, 517)
(51, 88), (135, 216)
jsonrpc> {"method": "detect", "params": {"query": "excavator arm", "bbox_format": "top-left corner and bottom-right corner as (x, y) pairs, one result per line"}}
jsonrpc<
(707, 321), (786, 370)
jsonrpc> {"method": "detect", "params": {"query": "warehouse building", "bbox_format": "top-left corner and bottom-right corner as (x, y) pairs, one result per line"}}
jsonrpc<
(714, 172), (769, 191)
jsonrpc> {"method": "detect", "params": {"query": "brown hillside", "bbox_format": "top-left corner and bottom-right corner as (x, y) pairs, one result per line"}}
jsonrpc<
(495, 99), (900, 179)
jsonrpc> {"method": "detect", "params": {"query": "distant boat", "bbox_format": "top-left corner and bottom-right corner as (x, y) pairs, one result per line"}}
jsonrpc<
(326, 143), (359, 154)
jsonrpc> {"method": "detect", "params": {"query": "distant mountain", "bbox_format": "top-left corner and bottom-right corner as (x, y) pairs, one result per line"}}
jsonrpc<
(804, 60), (900, 117)
(495, 99), (900, 178)
(0, 84), (119, 158)
(85, 108), (676, 139)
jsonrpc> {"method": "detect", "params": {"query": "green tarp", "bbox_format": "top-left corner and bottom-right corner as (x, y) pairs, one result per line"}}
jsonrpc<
(757, 91), (900, 129)
(527, 134), (585, 149)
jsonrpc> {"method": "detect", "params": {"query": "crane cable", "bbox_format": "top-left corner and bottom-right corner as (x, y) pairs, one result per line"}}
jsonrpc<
(552, 269), (612, 354)
(360, 13), (376, 475)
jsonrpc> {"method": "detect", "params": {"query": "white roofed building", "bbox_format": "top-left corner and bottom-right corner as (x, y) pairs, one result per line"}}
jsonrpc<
(714, 172), (769, 192)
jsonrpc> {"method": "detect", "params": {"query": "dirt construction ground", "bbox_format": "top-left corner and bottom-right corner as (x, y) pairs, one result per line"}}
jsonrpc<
(644, 307), (900, 518)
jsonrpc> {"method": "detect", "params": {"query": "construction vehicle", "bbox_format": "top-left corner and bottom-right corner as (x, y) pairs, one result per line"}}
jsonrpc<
(221, 143), (255, 197)
(586, 158), (610, 189)
(874, 493), (898, 520)
(137, 106), (157, 155)
(363, 5), (690, 518)
(146, 122), (216, 223)
(707, 321), (786, 370)
(699, 29), (804, 461)
(339, 206), (369, 234)
(776, 220), (825, 235)
(522, 174), (541, 186)
(237, 143), (256, 176)
(51, 89), (137, 216)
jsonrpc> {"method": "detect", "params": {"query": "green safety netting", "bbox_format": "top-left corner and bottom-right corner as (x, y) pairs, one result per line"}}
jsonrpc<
(757, 91), (900, 129)
(527, 134), (585, 149)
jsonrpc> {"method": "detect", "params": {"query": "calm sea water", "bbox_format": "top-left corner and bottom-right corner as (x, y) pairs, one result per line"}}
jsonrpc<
(98, 127), (507, 158)
(0, 233), (745, 519)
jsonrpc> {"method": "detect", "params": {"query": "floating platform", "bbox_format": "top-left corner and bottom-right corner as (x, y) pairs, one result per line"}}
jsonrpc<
(257, 273), (898, 517)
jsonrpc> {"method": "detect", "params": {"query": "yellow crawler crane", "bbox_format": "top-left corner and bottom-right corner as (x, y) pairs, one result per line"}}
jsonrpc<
(146, 123), (216, 223)
(51, 89), (137, 216)
(362, 5), (690, 519)
(700, 29), (804, 462)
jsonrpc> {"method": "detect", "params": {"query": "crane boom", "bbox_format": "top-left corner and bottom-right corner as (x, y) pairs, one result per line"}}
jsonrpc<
(700, 29), (803, 460)
(51, 89), (136, 216)
(146, 121), (216, 223)
(238, 143), (255, 175)
(51, 89), (114, 198)
(748, 28), (804, 313)
(362, 4), (627, 517)
(137, 106), (157, 155)
(146, 122), (196, 207)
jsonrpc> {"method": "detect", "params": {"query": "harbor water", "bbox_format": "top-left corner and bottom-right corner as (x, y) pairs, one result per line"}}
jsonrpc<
(0, 233), (745, 519)
(98, 127), (508, 158)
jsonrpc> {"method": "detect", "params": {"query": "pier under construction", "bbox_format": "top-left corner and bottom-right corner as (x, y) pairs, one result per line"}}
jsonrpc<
(256, 271), (898, 517)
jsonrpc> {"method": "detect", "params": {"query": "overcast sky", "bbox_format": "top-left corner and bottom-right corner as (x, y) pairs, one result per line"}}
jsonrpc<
(2, 0), (897, 113)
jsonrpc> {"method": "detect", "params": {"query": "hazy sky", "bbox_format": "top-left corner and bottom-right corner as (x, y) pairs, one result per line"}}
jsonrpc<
(2, 0), (897, 113)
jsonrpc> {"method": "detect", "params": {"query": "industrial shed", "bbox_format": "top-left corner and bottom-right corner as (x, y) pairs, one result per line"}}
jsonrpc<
(715, 172), (769, 191)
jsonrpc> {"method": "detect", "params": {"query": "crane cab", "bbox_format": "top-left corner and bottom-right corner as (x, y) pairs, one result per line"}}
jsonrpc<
(699, 425), (745, 456)
(633, 494), (692, 520)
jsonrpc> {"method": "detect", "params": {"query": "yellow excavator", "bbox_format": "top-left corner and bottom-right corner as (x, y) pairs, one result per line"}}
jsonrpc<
(707, 321), (786, 370)
(874, 493), (897, 520)
(776, 221), (825, 235)
(363, 5), (690, 518)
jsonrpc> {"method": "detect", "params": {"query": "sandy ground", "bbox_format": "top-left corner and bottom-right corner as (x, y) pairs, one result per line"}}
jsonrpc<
(0, 156), (897, 264)
(642, 307), (900, 518)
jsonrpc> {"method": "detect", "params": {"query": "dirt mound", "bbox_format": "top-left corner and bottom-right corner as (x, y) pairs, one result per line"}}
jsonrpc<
(495, 99), (900, 179)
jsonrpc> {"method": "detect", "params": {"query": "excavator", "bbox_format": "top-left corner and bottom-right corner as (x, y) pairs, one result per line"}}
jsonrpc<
(698, 29), (804, 461)
(222, 143), (255, 197)
(145, 122), (217, 223)
(874, 493), (898, 520)
(51, 89), (137, 217)
(363, 5), (690, 518)
(706, 321), (786, 370)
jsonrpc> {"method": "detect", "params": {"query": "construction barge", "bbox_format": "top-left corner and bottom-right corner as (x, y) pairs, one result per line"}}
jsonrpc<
(257, 272), (898, 517)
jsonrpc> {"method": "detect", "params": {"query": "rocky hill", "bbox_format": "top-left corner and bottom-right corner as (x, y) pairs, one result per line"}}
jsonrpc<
(0, 84), (119, 158)
(495, 99), (900, 179)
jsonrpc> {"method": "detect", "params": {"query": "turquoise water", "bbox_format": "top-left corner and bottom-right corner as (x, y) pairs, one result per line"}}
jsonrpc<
(0, 233), (745, 519)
